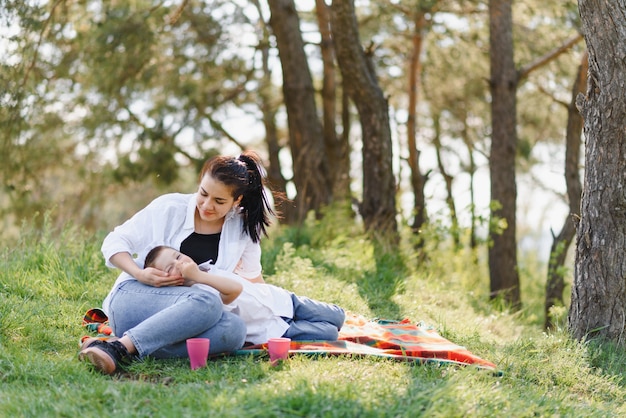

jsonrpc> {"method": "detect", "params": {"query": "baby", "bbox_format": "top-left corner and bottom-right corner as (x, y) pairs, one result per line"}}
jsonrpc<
(145, 245), (345, 345)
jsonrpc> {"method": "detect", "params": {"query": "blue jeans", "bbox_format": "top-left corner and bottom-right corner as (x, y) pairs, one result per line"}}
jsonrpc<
(282, 293), (346, 341)
(107, 280), (246, 359)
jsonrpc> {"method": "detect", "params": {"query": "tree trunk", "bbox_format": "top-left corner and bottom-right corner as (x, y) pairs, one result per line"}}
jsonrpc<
(330, 0), (398, 238)
(268, 0), (332, 222)
(340, 80), (353, 199)
(407, 11), (427, 235)
(250, 0), (290, 219)
(315, 0), (351, 203)
(488, 0), (520, 308)
(569, 0), (626, 343)
(544, 50), (587, 330)
(433, 115), (459, 248)
(461, 109), (478, 250)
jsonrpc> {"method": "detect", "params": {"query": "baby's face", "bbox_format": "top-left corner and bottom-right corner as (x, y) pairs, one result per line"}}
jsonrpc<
(153, 248), (193, 276)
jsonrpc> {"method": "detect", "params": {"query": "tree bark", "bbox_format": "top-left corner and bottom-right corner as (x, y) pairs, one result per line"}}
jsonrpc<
(569, 0), (626, 343)
(315, 0), (351, 203)
(407, 11), (428, 235)
(433, 115), (459, 248)
(330, 0), (398, 238)
(461, 109), (478, 250)
(268, 0), (333, 222)
(250, 0), (290, 218)
(544, 50), (586, 330)
(488, 0), (520, 308)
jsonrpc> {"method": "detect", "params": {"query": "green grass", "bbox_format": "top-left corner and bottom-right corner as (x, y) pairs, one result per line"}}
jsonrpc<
(1, 213), (625, 417)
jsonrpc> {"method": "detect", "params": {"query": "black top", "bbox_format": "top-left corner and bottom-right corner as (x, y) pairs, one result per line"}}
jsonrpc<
(180, 232), (221, 265)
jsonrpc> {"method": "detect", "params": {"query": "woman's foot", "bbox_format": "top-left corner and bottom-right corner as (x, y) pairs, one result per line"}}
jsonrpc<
(80, 336), (119, 350)
(78, 339), (132, 375)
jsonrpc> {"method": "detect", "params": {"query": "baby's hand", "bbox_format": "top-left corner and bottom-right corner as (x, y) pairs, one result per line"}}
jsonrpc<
(177, 259), (200, 278)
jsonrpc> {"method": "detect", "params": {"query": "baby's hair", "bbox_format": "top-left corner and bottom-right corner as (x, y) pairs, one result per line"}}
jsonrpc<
(144, 245), (169, 269)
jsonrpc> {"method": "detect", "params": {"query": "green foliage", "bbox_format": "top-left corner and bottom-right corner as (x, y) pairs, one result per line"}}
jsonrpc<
(0, 0), (259, 236)
(1, 0), (583, 242)
(487, 200), (508, 239)
(2, 216), (623, 417)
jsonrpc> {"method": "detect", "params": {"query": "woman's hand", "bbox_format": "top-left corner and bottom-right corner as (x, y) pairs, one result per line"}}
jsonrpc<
(137, 267), (185, 287)
(109, 251), (184, 287)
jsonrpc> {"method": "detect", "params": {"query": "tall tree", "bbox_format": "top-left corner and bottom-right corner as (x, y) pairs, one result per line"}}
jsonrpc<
(315, 0), (351, 203)
(267, 0), (333, 222)
(569, 0), (626, 343)
(488, 1), (580, 308)
(544, 50), (586, 330)
(330, 0), (398, 238)
(406, 8), (428, 235)
(390, 1), (439, 236)
(421, 5), (491, 252)
(432, 114), (460, 247)
(249, 0), (289, 213)
(488, 0), (521, 307)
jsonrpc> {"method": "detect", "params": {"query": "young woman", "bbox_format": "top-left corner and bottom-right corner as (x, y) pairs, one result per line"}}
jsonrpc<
(79, 151), (277, 374)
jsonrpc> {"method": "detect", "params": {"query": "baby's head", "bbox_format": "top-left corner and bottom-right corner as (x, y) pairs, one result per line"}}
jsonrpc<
(144, 245), (193, 275)
(144, 245), (169, 269)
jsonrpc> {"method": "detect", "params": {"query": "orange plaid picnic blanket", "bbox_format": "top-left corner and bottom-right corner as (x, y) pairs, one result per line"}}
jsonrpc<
(81, 309), (496, 370)
(237, 313), (497, 369)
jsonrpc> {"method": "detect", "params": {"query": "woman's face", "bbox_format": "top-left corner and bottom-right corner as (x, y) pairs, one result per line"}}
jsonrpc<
(196, 174), (242, 224)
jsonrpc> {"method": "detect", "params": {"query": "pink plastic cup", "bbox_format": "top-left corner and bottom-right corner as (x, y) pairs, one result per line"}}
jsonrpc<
(267, 337), (291, 366)
(186, 338), (210, 370)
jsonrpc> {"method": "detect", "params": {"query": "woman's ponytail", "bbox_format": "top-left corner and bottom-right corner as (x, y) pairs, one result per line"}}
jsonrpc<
(236, 152), (274, 242)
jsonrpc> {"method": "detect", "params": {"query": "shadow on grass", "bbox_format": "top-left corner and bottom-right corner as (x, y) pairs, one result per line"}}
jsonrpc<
(262, 223), (408, 320)
(354, 246), (407, 319)
(587, 339), (626, 388)
(319, 239), (408, 320)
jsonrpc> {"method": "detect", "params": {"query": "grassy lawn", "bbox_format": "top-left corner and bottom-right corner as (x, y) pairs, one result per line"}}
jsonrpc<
(1, 216), (625, 417)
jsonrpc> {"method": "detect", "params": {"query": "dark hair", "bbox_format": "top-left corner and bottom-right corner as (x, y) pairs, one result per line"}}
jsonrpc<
(199, 150), (275, 243)
(144, 245), (168, 269)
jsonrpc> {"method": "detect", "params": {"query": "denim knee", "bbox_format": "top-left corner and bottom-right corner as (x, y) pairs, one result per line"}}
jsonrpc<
(322, 305), (346, 330)
(225, 312), (247, 347)
(321, 324), (339, 341)
(210, 311), (247, 353)
(186, 290), (223, 327)
(283, 320), (340, 341)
